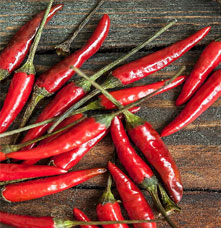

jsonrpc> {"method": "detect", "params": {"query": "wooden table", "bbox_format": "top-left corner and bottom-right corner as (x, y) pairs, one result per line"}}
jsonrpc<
(0, 0), (220, 227)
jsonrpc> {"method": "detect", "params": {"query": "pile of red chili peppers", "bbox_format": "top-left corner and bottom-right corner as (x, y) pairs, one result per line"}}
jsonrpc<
(0, 0), (220, 227)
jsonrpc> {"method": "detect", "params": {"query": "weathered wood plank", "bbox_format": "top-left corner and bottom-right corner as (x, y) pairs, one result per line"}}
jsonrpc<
(0, 0), (221, 51)
(0, 1), (220, 228)
(0, 190), (220, 228)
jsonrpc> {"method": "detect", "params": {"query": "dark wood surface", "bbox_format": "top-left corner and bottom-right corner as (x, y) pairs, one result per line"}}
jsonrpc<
(0, 0), (221, 227)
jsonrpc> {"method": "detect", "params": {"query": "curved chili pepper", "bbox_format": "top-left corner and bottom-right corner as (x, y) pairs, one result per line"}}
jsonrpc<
(83, 76), (186, 111)
(111, 117), (179, 228)
(161, 69), (221, 137)
(0, 0), (55, 133)
(37, 14), (110, 93)
(73, 208), (99, 228)
(51, 131), (107, 170)
(56, 0), (105, 56)
(19, 14), (110, 130)
(108, 162), (156, 228)
(6, 114), (113, 160)
(125, 112), (183, 203)
(96, 176), (129, 228)
(0, 163), (66, 182)
(0, 72), (35, 133)
(1, 167), (106, 202)
(176, 39), (221, 105)
(0, 4), (63, 81)
(111, 26), (210, 85)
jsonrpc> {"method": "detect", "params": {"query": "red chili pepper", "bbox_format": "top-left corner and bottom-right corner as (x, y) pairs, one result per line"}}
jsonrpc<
(125, 112), (183, 203)
(6, 114), (113, 160)
(36, 14), (109, 93)
(96, 176), (129, 228)
(1, 167), (106, 202)
(0, 0), (55, 133)
(0, 211), (55, 228)
(108, 162), (156, 228)
(86, 76), (186, 111)
(19, 14), (110, 130)
(0, 163), (66, 182)
(176, 39), (221, 105)
(73, 208), (99, 228)
(111, 26), (210, 85)
(51, 130), (107, 170)
(110, 117), (179, 228)
(0, 72), (35, 133)
(0, 4), (63, 81)
(161, 69), (221, 137)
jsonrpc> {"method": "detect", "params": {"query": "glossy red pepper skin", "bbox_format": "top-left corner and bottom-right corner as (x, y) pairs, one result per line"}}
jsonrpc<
(7, 115), (113, 160)
(162, 69), (221, 137)
(111, 117), (154, 184)
(96, 177), (129, 228)
(2, 167), (106, 202)
(0, 211), (55, 228)
(97, 202), (128, 228)
(176, 40), (221, 105)
(108, 162), (156, 228)
(126, 116), (183, 203)
(0, 4), (63, 80)
(0, 163), (67, 182)
(36, 14), (110, 94)
(0, 72), (35, 133)
(111, 27), (210, 85)
(99, 76), (186, 110)
(0, 152), (6, 161)
(51, 130), (107, 170)
(73, 208), (99, 228)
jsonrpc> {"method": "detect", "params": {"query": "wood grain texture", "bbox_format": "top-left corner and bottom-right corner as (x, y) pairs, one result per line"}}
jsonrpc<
(0, 190), (220, 228)
(0, 0), (221, 227)
(0, 0), (221, 51)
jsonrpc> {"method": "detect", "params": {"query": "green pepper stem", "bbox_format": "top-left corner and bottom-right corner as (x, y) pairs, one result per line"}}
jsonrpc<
(158, 183), (181, 214)
(99, 175), (116, 204)
(142, 178), (178, 228)
(27, 0), (54, 67)
(55, 0), (105, 56)
(73, 66), (124, 109)
(48, 20), (176, 132)
(1, 116), (86, 154)
(0, 118), (56, 138)
(54, 218), (163, 228)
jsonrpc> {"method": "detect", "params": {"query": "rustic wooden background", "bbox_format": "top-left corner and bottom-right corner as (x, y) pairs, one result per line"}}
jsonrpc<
(0, 0), (221, 227)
